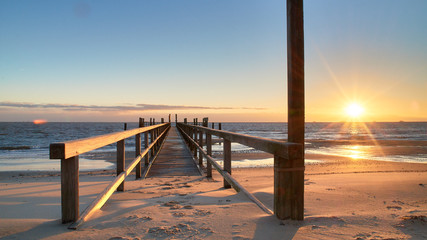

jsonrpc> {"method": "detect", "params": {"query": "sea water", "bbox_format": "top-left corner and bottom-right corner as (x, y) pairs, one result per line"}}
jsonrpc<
(0, 122), (426, 171)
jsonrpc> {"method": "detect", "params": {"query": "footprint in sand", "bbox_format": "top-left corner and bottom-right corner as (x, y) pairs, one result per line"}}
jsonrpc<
(163, 201), (181, 209)
(386, 206), (402, 210)
(172, 212), (186, 217)
(126, 215), (152, 221)
(193, 209), (212, 216)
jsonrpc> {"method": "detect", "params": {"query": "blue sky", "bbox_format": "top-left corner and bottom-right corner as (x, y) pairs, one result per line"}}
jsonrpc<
(1, 0), (426, 122)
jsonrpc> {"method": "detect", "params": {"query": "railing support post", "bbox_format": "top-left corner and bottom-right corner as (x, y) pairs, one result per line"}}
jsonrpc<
(198, 130), (203, 166)
(150, 130), (154, 157)
(206, 132), (212, 178)
(144, 132), (149, 165)
(223, 139), (231, 189)
(135, 133), (141, 179)
(194, 129), (198, 158)
(61, 156), (79, 223)
(117, 139), (125, 191)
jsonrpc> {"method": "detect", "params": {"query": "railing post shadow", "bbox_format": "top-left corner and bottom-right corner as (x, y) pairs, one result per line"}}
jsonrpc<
(61, 156), (79, 223)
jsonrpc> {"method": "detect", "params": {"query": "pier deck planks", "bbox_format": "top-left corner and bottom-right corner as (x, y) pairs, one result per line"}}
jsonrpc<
(147, 126), (201, 177)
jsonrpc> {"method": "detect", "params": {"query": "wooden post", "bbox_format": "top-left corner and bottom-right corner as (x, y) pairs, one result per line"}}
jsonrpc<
(184, 118), (187, 124)
(219, 123), (222, 130)
(198, 130), (203, 166)
(124, 123), (127, 131)
(144, 132), (149, 165)
(175, 114), (177, 123)
(61, 156), (79, 223)
(150, 130), (154, 156)
(136, 119), (143, 179)
(161, 118), (164, 123)
(288, 0), (304, 221)
(117, 139), (125, 191)
(194, 129), (198, 158)
(169, 114), (171, 122)
(274, 0), (305, 221)
(206, 131), (212, 178)
(223, 139), (231, 188)
(135, 133), (141, 179)
(211, 122), (214, 129)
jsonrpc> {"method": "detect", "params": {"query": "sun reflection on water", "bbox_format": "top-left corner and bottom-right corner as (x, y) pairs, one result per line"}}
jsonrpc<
(347, 145), (363, 159)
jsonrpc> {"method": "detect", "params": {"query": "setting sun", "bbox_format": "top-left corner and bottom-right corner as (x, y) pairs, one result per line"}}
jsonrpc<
(345, 103), (364, 118)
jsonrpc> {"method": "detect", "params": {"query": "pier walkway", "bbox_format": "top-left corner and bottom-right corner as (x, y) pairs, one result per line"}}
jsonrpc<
(147, 126), (201, 177)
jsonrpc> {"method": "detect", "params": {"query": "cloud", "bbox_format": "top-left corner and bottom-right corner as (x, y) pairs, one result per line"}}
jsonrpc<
(0, 101), (266, 112)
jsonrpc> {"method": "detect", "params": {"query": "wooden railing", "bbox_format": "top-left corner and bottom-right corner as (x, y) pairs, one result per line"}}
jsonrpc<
(176, 121), (304, 220)
(50, 122), (171, 228)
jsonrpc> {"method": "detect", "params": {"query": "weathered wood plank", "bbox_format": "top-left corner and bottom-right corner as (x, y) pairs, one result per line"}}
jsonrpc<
(50, 123), (168, 159)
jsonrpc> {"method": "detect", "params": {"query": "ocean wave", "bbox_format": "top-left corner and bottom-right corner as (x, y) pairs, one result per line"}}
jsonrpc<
(0, 146), (31, 151)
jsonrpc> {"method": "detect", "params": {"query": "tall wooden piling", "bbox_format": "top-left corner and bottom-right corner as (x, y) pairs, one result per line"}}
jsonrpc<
(274, 0), (305, 220)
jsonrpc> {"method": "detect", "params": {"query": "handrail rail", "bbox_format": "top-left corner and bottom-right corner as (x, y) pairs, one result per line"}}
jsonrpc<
(177, 125), (273, 215)
(50, 123), (169, 159)
(177, 123), (302, 159)
(49, 122), (171, 227)
(68, 124), (170, 229)
(176, 121), (304, 220)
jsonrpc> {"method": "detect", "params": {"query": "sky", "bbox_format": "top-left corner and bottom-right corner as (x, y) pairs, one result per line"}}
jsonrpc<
(1, 0), (426, 122)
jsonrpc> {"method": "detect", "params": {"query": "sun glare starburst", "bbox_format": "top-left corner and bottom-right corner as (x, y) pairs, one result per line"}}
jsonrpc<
(345, 103), (364, 118)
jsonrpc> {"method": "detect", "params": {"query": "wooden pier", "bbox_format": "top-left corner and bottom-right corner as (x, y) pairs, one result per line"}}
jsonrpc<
(50, 0), (305, 229)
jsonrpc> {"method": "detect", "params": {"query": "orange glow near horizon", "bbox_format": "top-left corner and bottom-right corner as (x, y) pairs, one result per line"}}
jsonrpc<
(33, 119), (47, 125)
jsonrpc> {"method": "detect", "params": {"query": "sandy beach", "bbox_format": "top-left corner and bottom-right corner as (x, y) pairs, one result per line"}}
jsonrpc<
(1, 153), (426, 239)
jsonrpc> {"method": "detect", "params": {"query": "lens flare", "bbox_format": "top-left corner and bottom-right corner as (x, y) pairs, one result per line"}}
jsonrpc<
(345, 103), (364, 118)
